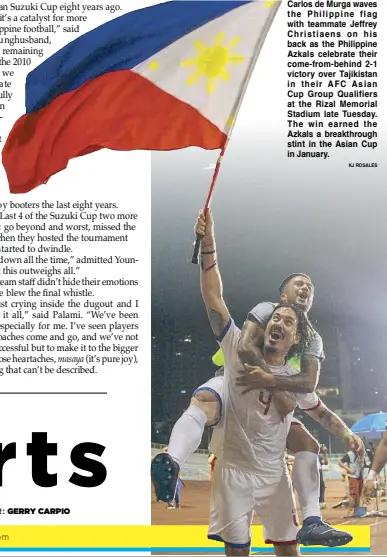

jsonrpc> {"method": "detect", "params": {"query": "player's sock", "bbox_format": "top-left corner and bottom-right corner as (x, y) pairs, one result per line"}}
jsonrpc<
(292, 451), (322, 521)
(303, 516), (323, 526)
(167, 405), (208, 467)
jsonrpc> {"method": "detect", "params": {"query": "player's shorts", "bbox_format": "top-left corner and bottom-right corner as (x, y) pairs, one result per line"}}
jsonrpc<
(192, 376), (224, 427)
(208, 465), (299, 548)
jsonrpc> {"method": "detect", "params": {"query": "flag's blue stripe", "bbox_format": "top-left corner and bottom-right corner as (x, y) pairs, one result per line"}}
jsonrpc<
(26, 1), (250, 114)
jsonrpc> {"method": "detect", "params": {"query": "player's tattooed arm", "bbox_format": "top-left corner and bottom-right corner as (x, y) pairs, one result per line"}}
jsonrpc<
(238, 319), (271, 373)
(196, 210), (230, 337)
(238, 355), (319, 394)
(368, 432), (387, 475)
(308, 402), (350, 438)
(270, 355), (319, 393)
(363, 432), (387, 501)
(307, 402), (364, 455)
(207, 308), (229, 338)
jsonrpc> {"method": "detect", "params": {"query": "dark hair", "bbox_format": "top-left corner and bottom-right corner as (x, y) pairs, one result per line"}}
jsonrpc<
(270, 302), (313, 358)
(279, 273), (312, 294)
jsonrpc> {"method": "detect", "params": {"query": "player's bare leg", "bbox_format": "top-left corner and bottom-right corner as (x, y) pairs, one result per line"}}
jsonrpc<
(151, 389), (219, 502)
(287, 423), (352, 547)
(273, 542), (300, 556)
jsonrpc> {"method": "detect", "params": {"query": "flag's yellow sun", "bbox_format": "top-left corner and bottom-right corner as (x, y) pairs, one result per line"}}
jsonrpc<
(181, 32), (245, 94)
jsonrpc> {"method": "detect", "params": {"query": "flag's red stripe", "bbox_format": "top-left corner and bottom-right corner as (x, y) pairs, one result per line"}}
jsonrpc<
(3, 70), (226, 194)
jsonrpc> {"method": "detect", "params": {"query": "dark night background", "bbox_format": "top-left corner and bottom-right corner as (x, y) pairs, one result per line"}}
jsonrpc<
(151, 143), (386, 453)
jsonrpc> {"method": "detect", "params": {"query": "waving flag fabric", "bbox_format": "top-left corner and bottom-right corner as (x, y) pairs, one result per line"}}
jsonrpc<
(3, 0), (281, 194)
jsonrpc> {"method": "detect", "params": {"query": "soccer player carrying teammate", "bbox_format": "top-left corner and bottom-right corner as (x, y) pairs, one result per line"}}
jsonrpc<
(151, 210), (363, 547)
(209, 305), (311, 555)
(196, 210), (353, 556)
(198, 228), (317, 555)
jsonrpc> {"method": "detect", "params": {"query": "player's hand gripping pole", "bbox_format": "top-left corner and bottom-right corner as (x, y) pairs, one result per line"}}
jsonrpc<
(191, 148), (224, 264)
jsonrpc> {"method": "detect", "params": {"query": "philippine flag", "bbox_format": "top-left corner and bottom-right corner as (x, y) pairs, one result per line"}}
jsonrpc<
(3, 1), (281, 194)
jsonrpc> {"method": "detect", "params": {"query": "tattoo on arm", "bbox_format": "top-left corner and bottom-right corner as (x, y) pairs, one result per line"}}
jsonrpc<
(310, 404), (351, 440)
(272, 356), (319, 394)
(272, 373), (315, 394)
(242, 347), (271, 371)
(371, 436), (387, 474)
(238, 321), (271, 373)
(207, 308), (227, 337)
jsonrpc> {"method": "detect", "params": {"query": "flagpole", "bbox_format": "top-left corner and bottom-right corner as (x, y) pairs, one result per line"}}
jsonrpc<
(191, 0), (281, 264)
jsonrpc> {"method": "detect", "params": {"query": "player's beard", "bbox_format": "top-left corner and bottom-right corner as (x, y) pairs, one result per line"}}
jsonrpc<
(264, 343), (289, 356)
(264, 343), (291, 364)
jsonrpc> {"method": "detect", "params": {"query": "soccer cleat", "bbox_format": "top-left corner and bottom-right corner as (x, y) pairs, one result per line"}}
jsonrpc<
(297, 520), (353, 547)
(151, 453), (180, 503)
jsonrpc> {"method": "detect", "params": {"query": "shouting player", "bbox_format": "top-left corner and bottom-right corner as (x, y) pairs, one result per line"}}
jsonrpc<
(151, 210), (363, 547)
(197, 211), (352, 556)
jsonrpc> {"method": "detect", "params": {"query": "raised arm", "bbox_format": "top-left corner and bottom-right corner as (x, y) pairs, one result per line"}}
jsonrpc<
(306, 401), (364, 456)
(196, 210), (230, 337)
